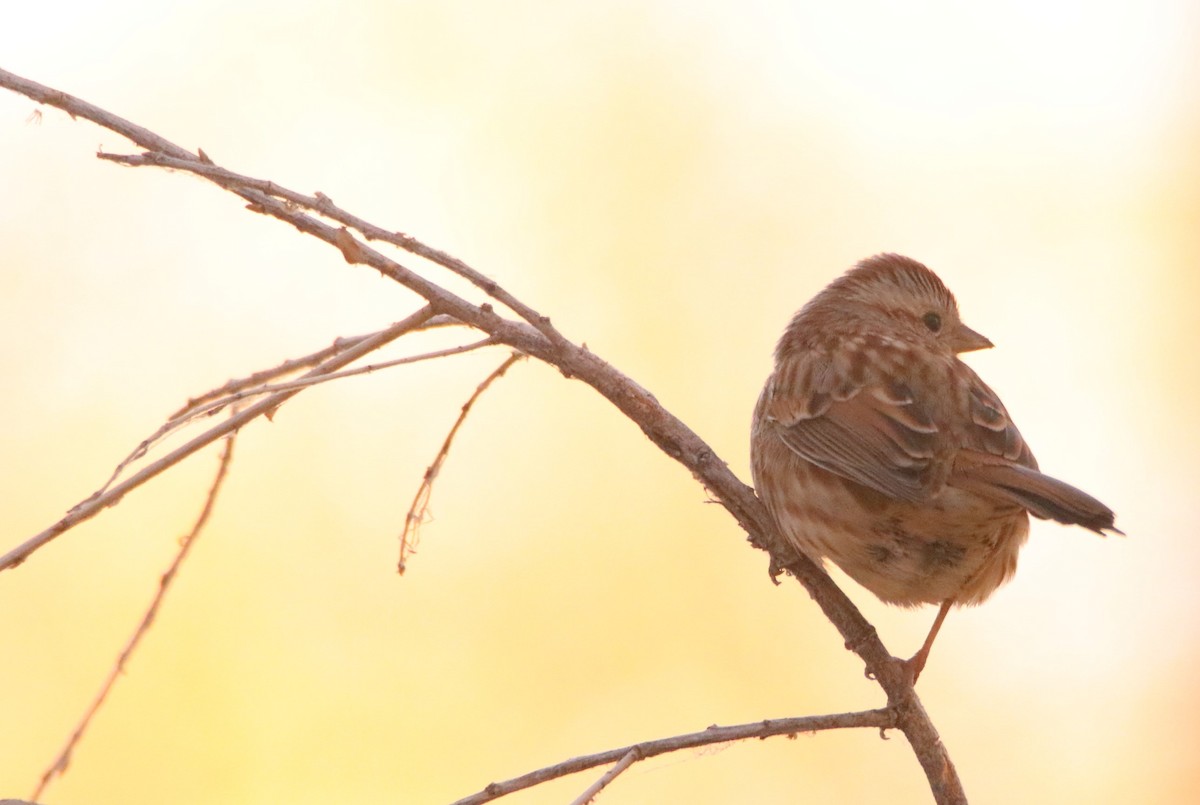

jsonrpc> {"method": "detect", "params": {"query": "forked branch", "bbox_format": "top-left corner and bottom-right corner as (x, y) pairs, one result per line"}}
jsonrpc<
(0, 306), (436, 571)
(453, 709), (894, 805)
(0, 66), (966, 804)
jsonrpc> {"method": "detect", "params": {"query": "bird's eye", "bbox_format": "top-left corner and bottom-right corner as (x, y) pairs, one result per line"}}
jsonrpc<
(922, 312), (942, 333)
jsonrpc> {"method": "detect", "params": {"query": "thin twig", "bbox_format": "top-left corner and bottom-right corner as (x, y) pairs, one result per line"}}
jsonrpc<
(96, 150), (571, 351)
(98, 328), (385, 498)
(451, 710), (895, 805)
(30, 426), (239, 802)
(400, 352), (524, 573)
(0, 73), (543, 365)
(99, 323), (487, 502)
(171, 329), (383, 418)
(569, 747), (641, 805)
(174, 336), (500, 430)
(171, 314), (465, 419)
(0, 305), (435, 572)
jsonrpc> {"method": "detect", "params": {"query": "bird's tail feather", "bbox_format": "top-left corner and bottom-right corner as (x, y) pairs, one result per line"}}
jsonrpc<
(952, 455), (1121, 535)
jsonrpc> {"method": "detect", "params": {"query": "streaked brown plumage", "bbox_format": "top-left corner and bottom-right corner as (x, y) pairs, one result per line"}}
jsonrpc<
(751, 253), (1119, 680)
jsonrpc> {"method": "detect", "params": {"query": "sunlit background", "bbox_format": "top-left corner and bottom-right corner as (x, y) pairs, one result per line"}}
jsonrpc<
(1, 2), (1197, 803)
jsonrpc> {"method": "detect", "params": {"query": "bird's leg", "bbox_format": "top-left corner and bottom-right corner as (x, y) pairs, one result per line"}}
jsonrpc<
(904, 598), (954, 683)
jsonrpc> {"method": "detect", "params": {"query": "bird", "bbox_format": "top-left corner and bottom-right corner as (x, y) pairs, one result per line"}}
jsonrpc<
(750, 253), (1119, 681)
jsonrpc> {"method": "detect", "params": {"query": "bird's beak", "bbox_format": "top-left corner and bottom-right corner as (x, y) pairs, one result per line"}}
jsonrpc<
(952, 324), (993, 353)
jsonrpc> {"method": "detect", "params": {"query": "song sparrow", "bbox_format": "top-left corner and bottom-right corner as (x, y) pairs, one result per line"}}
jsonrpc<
(750, 254), (1119, 680)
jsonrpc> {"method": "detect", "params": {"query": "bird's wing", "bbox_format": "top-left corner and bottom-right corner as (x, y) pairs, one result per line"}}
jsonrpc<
(762, 351), (942, 503)
(955, 371), (1037, 467)
(762, 352), (1119, 534)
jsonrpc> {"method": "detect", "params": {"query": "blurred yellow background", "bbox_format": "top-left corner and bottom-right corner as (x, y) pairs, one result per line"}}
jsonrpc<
(2, 2), (1197, 803)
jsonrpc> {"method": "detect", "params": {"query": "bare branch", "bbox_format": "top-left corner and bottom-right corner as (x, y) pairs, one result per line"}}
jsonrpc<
(170, 314), (466, 419)
(569, 748), (639, 805)
(96, 150), (572, 350)
(175, 335), (501, 429)
(96, 321), (489, 505)
(30, 426), (239, 802)
(171, 328), (386, 418)
(0, 68), (967, 803)
(99, 326), (395, 498)
(0, 305), (435, 572)
(451, 710), (895, 805)
(400, 352), (524, 572)
(0, 73), (542, 363)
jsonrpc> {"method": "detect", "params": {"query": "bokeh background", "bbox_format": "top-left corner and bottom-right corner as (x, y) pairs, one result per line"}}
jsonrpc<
(2, 2), (1197, 803)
